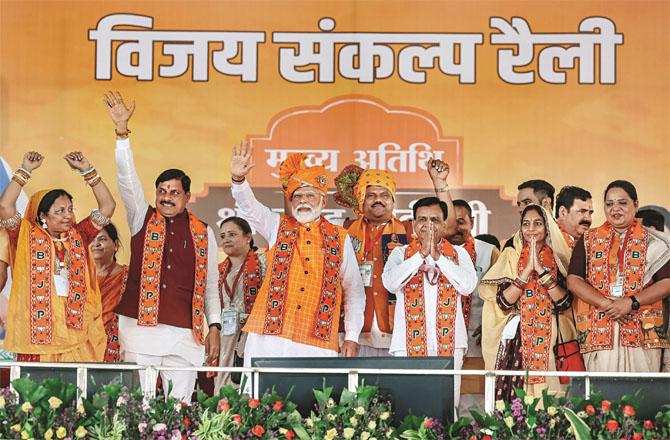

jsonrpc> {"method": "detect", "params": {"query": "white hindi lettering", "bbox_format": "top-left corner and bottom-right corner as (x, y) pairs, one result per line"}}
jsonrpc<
(88, 14), (265, 81)
(265, 149), (340, 177)
(490, 17), (623, 84)
(354, 142), (444, 172)
(469, 200), (490, 236)
(273, 17), (483, 84)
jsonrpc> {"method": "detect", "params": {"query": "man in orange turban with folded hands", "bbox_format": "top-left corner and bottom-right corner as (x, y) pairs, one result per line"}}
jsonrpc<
(230, 142), (365, 371)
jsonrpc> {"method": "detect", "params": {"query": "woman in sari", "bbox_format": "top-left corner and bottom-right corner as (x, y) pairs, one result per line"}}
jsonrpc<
(480, 204), (574, 401)
(567, 180), (670, 372)
(214, 217), (266, 392)
(90, 223), (128, 362)
(0, 151), (115, 362)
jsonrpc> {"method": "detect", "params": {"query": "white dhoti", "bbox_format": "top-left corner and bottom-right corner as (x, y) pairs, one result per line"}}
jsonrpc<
(584, 323), (663, 372)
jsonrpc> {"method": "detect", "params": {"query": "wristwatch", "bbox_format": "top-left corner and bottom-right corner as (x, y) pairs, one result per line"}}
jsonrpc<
(630, 295), (640, 311)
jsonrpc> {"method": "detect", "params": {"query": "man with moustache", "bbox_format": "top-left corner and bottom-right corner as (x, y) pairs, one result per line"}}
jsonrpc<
(504, 180), (555, 249)
(333, 160), (452, 356)
(105, 92), (221, 402)
(446, 200), (500, 403)
(383, 197), (477, 406)
(555, 186), (594, 247)
(230, 142), (365, 367)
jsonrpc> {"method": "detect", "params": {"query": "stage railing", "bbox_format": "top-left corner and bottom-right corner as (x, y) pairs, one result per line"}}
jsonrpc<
(4, 362), (669, 414)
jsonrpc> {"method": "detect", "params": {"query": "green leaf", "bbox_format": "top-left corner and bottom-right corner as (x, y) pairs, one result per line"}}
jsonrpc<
(292, 424), (311, 440)
(339, 388), (355, 406)
(564, 407), (592, 440)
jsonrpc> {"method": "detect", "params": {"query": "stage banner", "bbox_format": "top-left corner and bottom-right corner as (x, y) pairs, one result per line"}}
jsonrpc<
(0, 1), (668, 259)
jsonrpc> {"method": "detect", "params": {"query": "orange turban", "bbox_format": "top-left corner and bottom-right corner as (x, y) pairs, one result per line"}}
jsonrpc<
(278, 153), (328, 197)
(334, 166), (396, 215)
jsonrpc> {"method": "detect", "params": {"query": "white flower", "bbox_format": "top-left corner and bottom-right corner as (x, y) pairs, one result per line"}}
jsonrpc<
(524, 395), (534, 406)
(305, 418), (314, 428)
(327, 413), (336, 421)
(549, 419), (556, 428)
(76, 403), (85, 414)
(350, 416), (358, 426)
(480, 428), (494, 435)
(279, 428), (288, 434)
(380, 412), (390, 421)
(368, 421), (377, 430)
(568, 426), (574, 435)
(153, 423), (167, 432)
(495, 400), (506, 412)
(325, 428), (337, 440)
(355, 406), (366, 415)
(0, 396), (5, 409)
(577, 411), (588, 419)
(361, 432), (371, 440)
(343, 427), (356, 439)
(504, 416), (514, 428)
(327, 398), (335, 408)
(21, 402), (33, 412)
(546, 406), (557, 416)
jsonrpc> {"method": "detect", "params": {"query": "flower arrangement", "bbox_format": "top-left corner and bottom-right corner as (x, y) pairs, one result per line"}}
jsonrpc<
(1, 378), (669, 440)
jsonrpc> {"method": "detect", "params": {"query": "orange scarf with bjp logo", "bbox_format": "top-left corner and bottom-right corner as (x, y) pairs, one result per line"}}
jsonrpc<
(516, 243), (557, 384)
(137, 211), (208, 345)
(403, 239), (460, 357)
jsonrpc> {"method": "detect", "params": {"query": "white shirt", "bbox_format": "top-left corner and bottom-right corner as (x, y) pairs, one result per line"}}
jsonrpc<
(231, 180), (365, 344)
(115, 138), (221, 365)
(382, 244), (478, 356)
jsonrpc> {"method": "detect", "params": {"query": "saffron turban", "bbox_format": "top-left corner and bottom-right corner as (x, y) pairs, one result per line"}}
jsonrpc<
(278, 153), (328, 197)
(334, 165), (396, 215)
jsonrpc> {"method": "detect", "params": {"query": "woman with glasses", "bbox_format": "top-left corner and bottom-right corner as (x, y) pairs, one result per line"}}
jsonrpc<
(0, 151), (115, 362)
(568, 180), (670, 372)
(214, 216), (266, 392)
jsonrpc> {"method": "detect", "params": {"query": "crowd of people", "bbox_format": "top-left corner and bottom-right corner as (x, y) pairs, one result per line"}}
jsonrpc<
(0, 92), (668, 406)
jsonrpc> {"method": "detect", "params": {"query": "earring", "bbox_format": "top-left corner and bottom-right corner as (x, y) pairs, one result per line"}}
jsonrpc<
(41, 219), (48, 230)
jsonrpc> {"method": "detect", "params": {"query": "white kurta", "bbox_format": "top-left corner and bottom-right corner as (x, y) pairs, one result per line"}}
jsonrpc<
(115, 138), (221, 367)
(382, 245), (478, 356)
(231, 180), (365, 362)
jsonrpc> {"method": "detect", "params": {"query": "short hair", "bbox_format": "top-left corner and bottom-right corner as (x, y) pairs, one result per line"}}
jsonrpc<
(36, 189), (73, 223)
(604, 180), (638, 203)
(452, 199), (473, 218)
(155, 169), (191, 193)
(221, 216), (255, 249)
(518, 179), (555, 209)
(555, 186), (592, 218)
(636, 208), (665, 232)
(412, 197), (449, 221)
(476, 233), (501, 250)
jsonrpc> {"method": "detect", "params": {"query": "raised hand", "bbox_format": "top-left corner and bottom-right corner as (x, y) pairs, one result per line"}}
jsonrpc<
(63, 151), (92, 172)
(21, 151), (44, 172)
(230, 140), (255, 180)
(428, 159), (450, 188)
(103, 91), (135, 129)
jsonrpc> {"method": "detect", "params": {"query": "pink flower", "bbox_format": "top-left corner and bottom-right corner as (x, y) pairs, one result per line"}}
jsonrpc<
(585, 404), (595, 415)
(606, 420), (619, 432)
(217, 399), (230, 412)
(248, 398), (260, 409)
(251, 425), (265, 437)
(622, 405), (636, 417)
(601, 400), (611, 412)
(644, 420), (654, 430)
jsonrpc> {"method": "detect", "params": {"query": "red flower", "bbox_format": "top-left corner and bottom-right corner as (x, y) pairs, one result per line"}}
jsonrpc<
(248, 398), (261, 409)
(232, 414), (242, 425)
(182, 417), (190, 427)
(424, 419), (432, 429)
(633, 433), (643, 440)
(585, 404), (596, 415)
(482, 436), (493, 440)
(180, 402), (188, 408)
(217, 399), (230, 412)
(644, 420), (654, 430)
(601, 400), (612, 412)
(285, 430), (295, 440)
(273, 400), (284, 411)
(469, 437), (477, 440)
(252, 425), (265, 437)
(623, 405), (636, 417)
(606, 420), (619, 432)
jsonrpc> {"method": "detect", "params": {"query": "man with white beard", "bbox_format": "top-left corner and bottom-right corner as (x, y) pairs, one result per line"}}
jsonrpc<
(230, 142), (365, 371)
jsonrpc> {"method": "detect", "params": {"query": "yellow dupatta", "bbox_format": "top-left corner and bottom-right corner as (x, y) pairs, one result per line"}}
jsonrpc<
(4, 190), (105, 360)
(479, 206), (573, 370)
